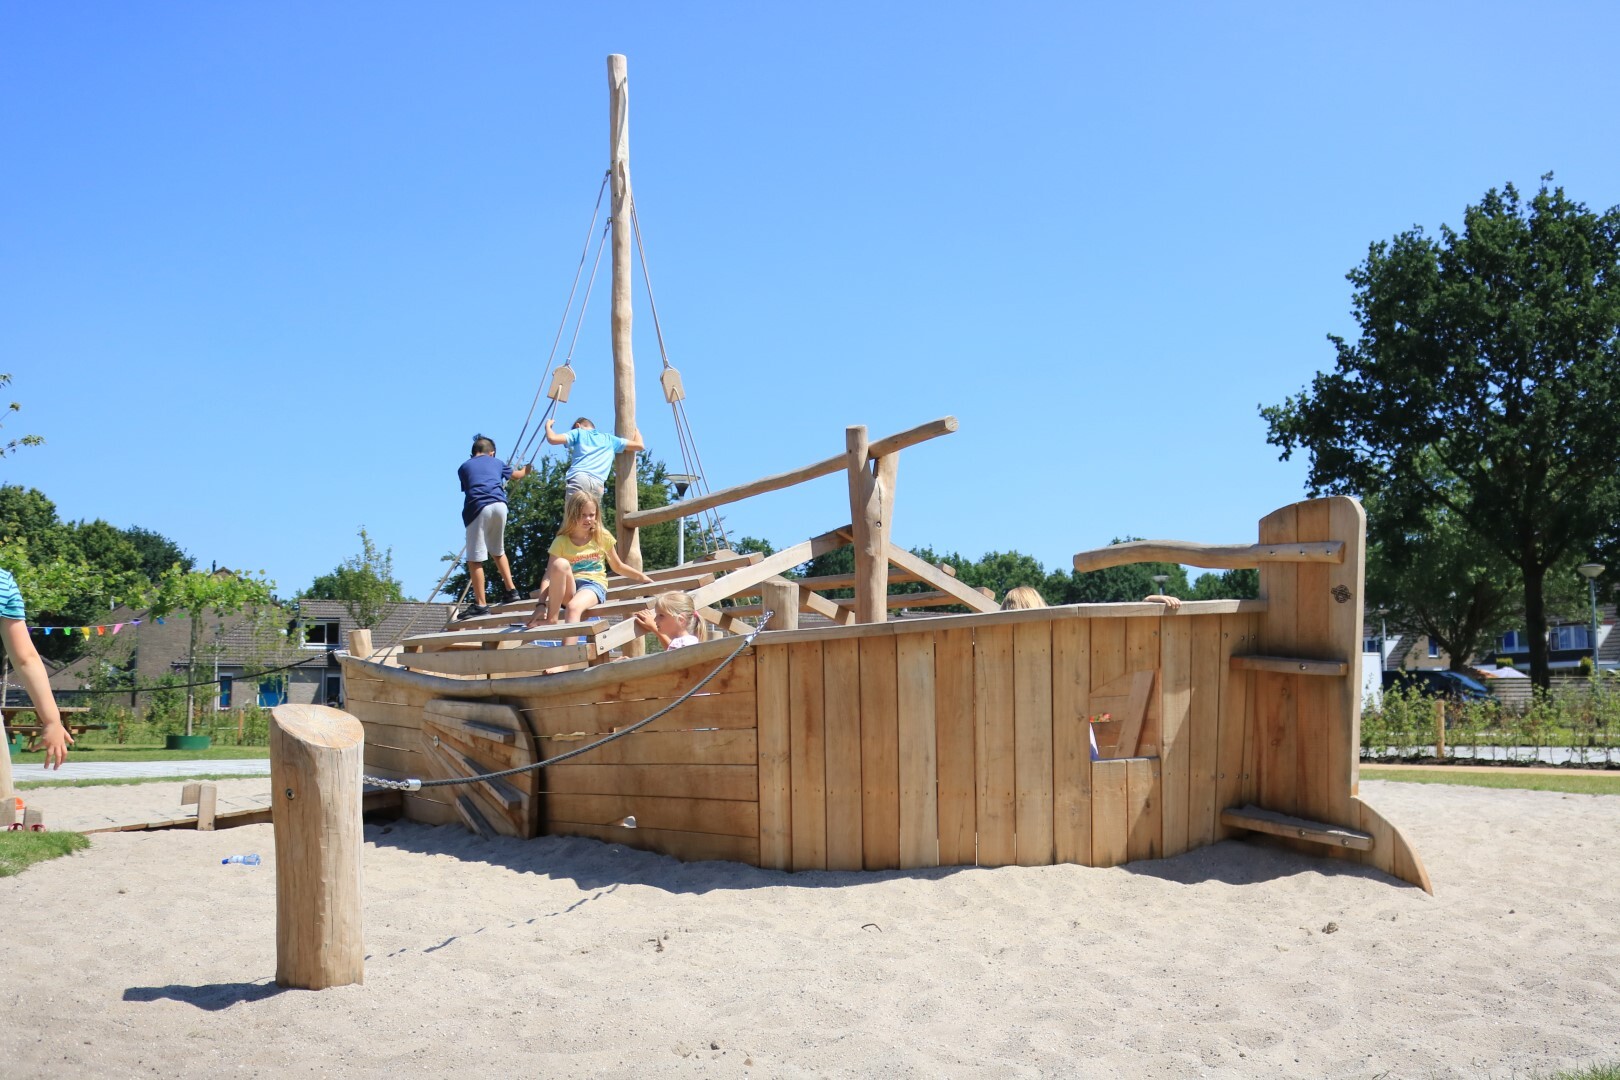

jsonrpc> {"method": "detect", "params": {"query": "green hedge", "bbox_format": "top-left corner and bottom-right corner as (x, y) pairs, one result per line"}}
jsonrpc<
(1363, 681), (1620, 764)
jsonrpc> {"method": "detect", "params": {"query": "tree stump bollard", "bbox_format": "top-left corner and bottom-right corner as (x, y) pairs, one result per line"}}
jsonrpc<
(270, 704), (365, 989)
(760, 578), (800, 633)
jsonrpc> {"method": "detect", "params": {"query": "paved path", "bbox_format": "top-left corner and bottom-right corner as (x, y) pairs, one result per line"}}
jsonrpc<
(8, 758), (271, 782)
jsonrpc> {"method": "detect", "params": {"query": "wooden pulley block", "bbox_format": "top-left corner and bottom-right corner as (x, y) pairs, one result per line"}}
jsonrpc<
(660, 366), (685, 404)
(547, 366), (576, 403)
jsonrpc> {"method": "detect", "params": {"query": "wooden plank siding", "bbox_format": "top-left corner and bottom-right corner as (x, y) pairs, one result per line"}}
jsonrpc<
(333, 500), (1427, 892)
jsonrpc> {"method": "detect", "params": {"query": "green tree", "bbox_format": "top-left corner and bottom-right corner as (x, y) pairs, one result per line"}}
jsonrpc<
(149, 565), (276, 734)
(301, 527), (409, 628)
(1262, 177), (1620, 688)
(0, 374), (43, 457)
(1188, 568), (1259, 600)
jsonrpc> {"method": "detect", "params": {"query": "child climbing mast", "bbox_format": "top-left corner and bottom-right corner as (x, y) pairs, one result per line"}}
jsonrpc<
(544, 415), (643, 503)
(457, 434), (530, 619)
(634, 590), (704, 650)
(525, 490), (653, 633)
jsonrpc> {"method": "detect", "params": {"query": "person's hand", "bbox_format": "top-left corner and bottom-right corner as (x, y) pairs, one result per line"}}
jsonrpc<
(1146, 594), (1182, 611)
(633, 608), (657, 632)
(40, 721), (73, 769)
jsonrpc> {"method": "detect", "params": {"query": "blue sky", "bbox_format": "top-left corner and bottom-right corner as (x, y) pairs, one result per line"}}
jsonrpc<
(4, 2), (1617, 599)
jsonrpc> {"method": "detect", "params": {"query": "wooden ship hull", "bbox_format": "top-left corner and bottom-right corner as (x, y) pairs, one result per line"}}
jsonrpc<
(338, 492), (1431, 892)
(335, 58), (1428, 892)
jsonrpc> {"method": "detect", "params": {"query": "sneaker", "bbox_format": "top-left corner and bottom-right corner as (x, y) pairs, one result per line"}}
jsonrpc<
(457, 604), (490, 621)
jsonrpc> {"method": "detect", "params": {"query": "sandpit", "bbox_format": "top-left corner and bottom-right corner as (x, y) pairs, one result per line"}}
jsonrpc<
(3, 779), (1617, 1078)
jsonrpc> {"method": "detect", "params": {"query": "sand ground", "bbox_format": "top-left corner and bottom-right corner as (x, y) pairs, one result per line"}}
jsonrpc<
(3, 779), (1618, 1078)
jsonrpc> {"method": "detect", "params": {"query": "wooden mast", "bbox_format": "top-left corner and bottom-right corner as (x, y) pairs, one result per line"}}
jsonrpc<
(608, 54), (644, 655)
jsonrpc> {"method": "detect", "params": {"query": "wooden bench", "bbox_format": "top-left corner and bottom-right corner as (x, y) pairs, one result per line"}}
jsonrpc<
(6, 721), (107, 752)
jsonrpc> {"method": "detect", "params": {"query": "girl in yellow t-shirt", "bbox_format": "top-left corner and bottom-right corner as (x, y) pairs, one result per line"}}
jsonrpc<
(525, 491), (653, 636)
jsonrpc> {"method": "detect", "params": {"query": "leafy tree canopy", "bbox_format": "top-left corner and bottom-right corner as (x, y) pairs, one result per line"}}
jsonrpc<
(0, 484), (193, 660)
(1263, 176), (1620, 687)
(301, 526), (410, 628)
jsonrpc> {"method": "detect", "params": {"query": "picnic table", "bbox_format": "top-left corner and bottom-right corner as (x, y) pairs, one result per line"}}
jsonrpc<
(2, 706), (99, 752)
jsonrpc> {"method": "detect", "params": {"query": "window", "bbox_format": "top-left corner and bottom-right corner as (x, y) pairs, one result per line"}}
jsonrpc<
(257, 676), (287, 708)
(1550, 625), (1591, 651)
(303, 619), (342, 649)
(1427, 638), (1440, 658)
(324, 673), (343, 708)
(1498, 630), (1525, 653)
(218, 675), (233, 711)
(1364, 636), (1380, 654)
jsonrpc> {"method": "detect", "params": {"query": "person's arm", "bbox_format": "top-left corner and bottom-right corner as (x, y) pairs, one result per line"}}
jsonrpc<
(510, 462), (532, 481)
(1, 618), (70, 768)
(1144, 594), (1182, 611)
(606, 546), (653, 584)
(543, 418), (570, 447)
(621, 429), (644, 454)
(633, 608), (673, 649)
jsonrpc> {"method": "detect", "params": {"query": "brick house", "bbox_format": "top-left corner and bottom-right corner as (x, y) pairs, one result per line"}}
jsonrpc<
(47, 598), (453, 712)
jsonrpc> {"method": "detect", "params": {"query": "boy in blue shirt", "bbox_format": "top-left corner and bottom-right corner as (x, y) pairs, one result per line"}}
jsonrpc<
(543, 416), (643, 504)
(457, 435), (531, 618)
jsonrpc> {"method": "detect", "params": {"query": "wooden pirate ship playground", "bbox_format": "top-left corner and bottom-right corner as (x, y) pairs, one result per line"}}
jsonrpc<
(321, 55), (1427, 929)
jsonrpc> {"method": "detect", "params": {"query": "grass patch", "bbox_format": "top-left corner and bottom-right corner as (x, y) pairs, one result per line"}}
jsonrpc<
(1544, 1064), (1620, 1080)
(1362, 767), (1620, 796)
(0, 830), (90, 877)
(13, 773), (266, 791)
(8, 745), (270, 766)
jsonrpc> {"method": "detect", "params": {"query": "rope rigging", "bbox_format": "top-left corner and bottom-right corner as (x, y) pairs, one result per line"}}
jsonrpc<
(388, 171), (730, 654)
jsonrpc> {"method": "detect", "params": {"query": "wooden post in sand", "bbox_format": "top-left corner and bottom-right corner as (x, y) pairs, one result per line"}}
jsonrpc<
(270, 704), (365, 989)
(0, 717), (14, 806)
(347, 628), (373, 661)
(846, 425), (898, 624)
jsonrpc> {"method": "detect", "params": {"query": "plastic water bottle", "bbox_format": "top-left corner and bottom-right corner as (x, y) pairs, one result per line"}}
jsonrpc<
(222, 854), (261, 867)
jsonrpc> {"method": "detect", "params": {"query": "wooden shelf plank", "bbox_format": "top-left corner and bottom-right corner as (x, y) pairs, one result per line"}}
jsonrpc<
(1228, 654), (1347, 677)
(1219, 804), (1374, 851)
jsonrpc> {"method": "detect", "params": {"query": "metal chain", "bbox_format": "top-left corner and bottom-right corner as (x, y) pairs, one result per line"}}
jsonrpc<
(363, 612), (773, 792)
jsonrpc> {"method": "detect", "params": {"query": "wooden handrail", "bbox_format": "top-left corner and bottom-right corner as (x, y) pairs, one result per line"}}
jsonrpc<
(620, 416), (958, 530)
(1072, 539), (1344, 573)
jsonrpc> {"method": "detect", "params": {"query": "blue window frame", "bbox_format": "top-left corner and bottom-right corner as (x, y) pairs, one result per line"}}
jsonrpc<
(1427, 638), (1440, 658)
(1498, 630), (1525, 653)
(257, 676), (287, 708)
(218, 675), (233, 710)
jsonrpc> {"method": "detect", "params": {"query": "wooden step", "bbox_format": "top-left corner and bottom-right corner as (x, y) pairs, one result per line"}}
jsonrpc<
(1229, 655), (1348, 676)
(1219, 805), (1373, 851)
(403, 620), (610, 648)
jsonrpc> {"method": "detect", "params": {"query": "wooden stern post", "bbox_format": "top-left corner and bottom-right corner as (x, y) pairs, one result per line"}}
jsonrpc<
(270, 704), (365, 990)
(846, 425), (898, 624)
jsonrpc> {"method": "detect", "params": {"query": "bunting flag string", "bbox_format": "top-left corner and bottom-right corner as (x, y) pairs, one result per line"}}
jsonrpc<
(28, 617), (162, 636)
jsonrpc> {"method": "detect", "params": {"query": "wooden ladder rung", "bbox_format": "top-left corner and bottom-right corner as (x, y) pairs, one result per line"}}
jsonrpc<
(1220, 805), (1373, 851)
(1229, 655), (1348, 676)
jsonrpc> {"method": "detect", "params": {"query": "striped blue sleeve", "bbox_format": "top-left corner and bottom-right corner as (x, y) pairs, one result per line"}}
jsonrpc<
(0, 569), (25, 621)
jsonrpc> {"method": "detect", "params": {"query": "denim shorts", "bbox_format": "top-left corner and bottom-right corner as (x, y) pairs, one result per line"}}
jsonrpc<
(576, 579), (608, 605)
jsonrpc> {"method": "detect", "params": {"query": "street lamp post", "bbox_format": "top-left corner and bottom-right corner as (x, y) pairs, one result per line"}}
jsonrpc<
(1376, 607), (1389, 671)
(668, 473), (698, 567)
(1578, 563), (1604, 673)
(1151, 573), (1169, 599)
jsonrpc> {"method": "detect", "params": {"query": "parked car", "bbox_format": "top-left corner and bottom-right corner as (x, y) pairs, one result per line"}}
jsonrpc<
(1380, 669), (1492, 702)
